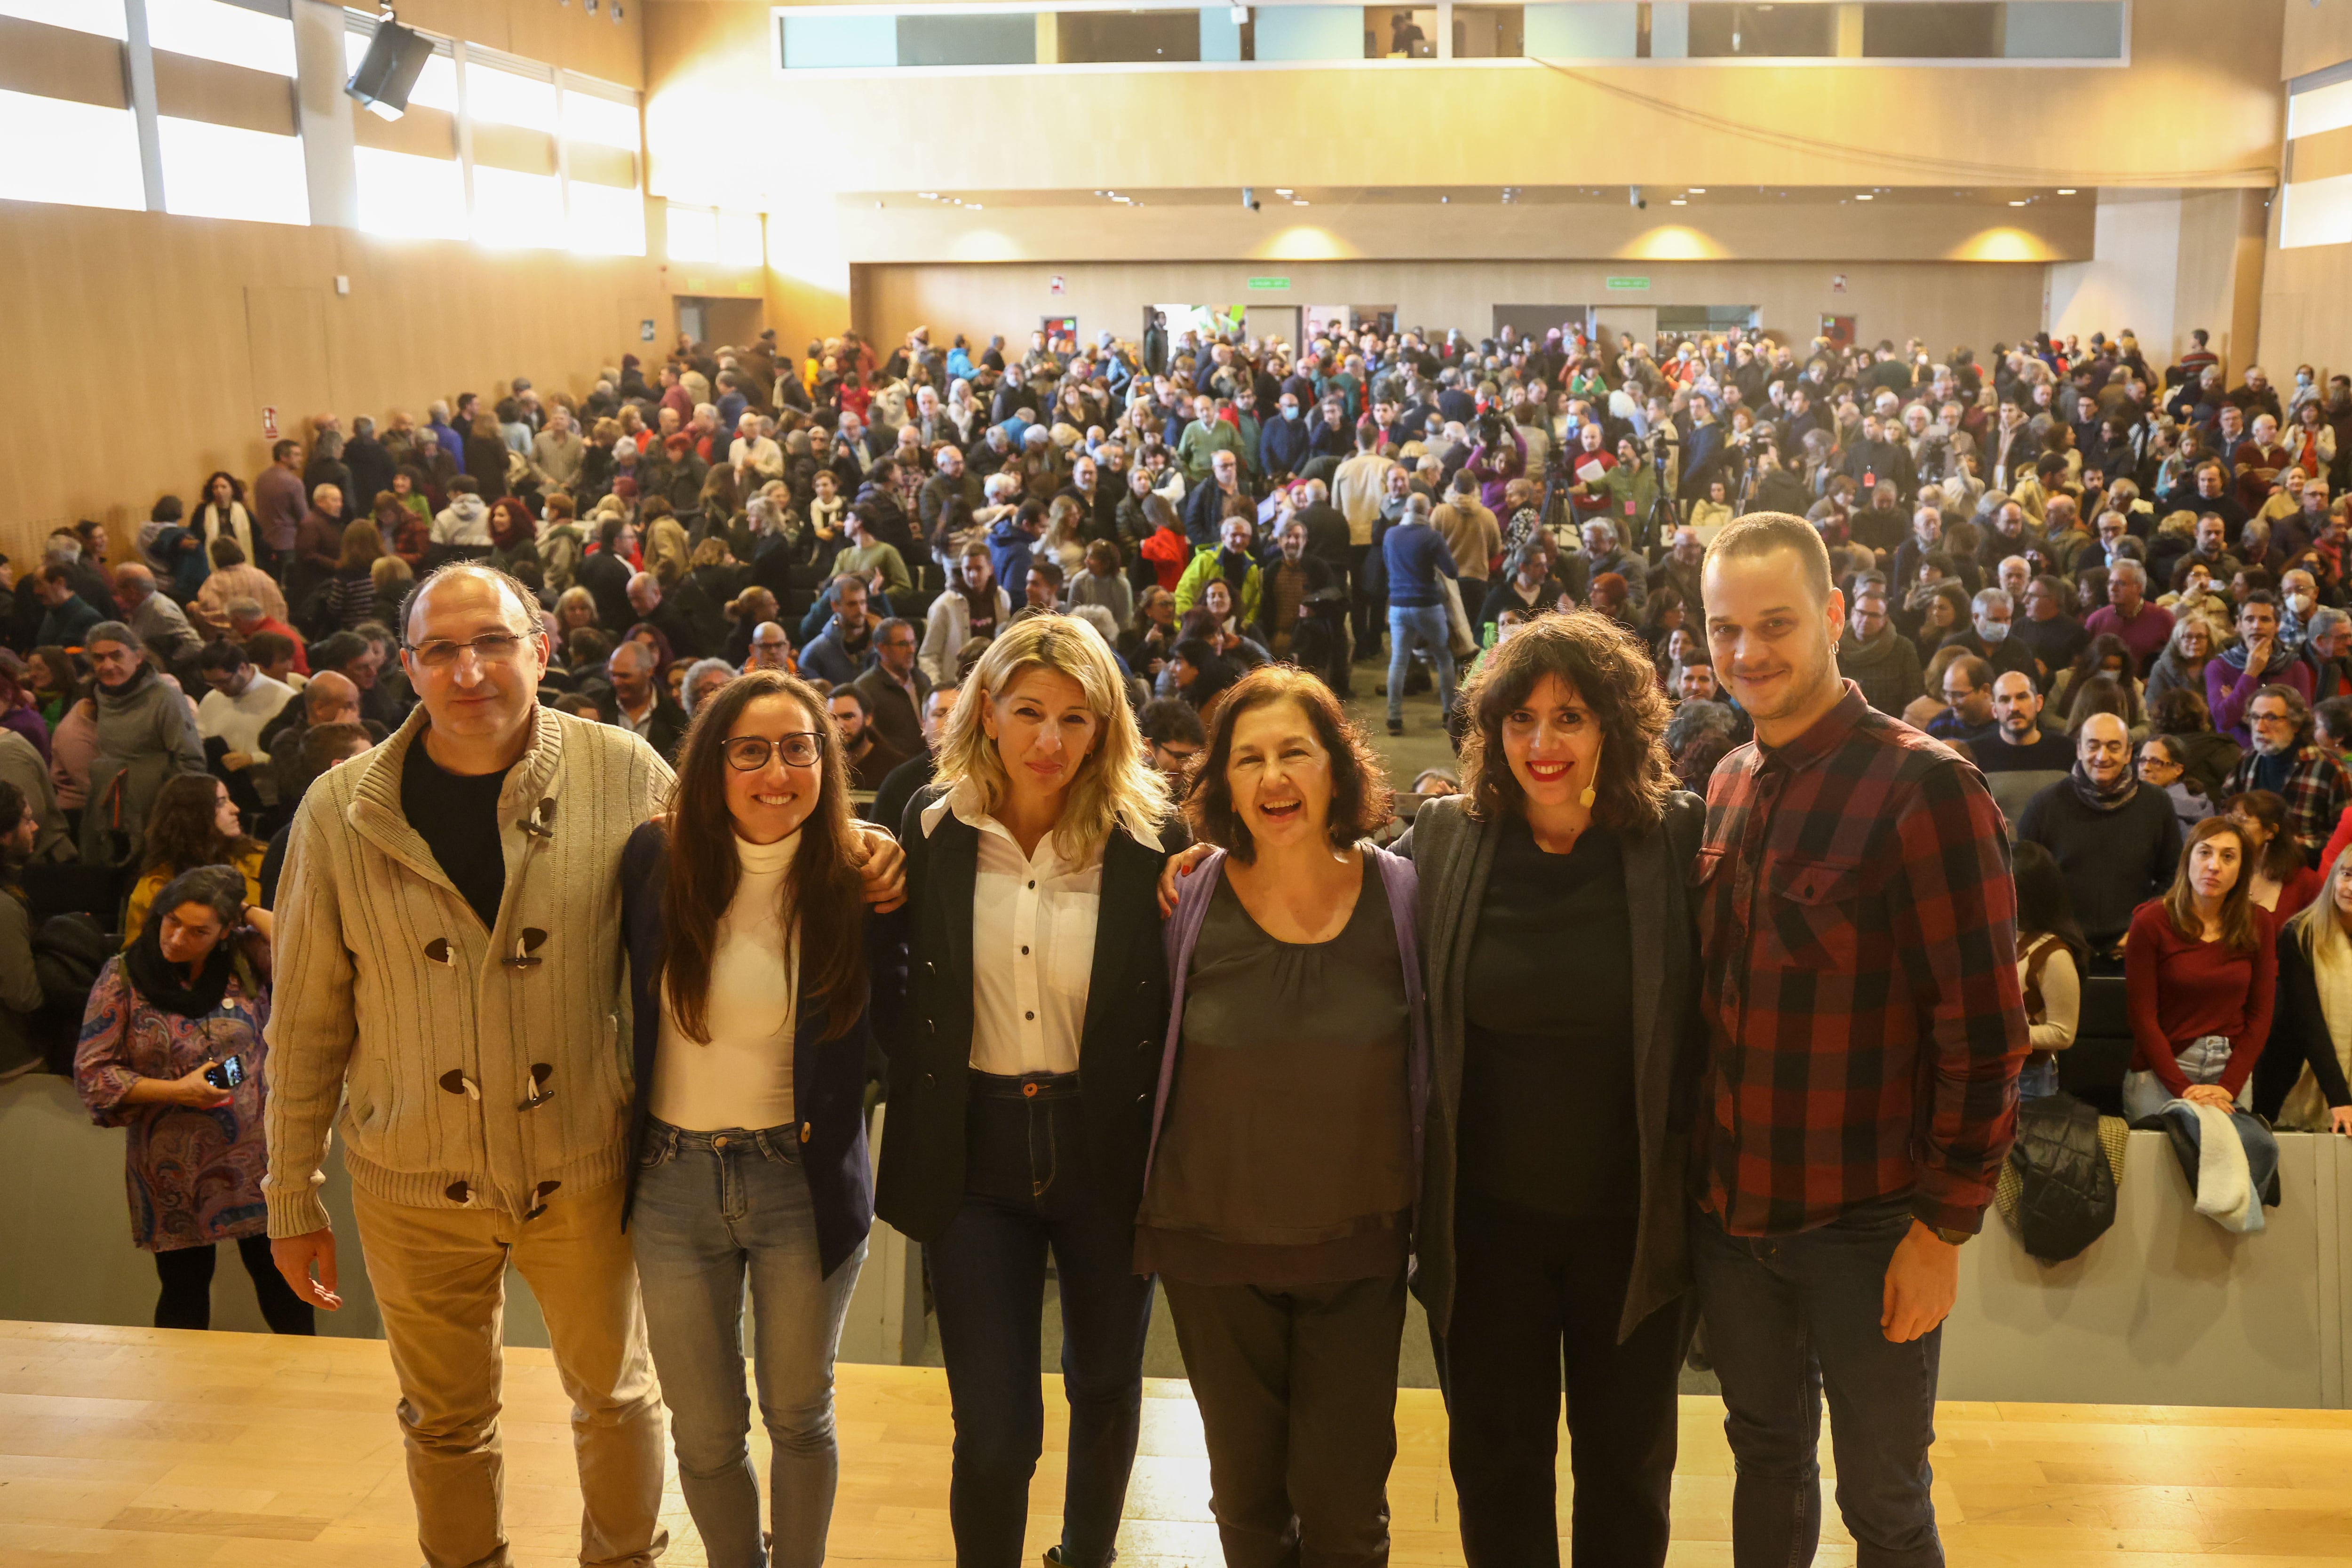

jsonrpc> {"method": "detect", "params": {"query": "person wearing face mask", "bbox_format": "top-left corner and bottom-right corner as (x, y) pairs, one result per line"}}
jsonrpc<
(1260, 391), (1312, 484)
(1939, 587), (2037, 686)
(1145, 666), (1424, 1568)
(2277, 568), (2323, 655)
(618, 670), (879, 1567)
(877, 617), (1176, 1568)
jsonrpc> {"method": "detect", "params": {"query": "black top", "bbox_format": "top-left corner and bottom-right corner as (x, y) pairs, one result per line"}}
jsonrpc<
(400, 739), (513, 931)
(2014, 777), (2184, 952)
(1968, 729), (2075, 772)
(1137, 862), (1413, 1287)
(1460, 817), (1639, 1213)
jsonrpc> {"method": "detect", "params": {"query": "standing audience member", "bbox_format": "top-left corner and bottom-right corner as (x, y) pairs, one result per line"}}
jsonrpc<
(1381, 493), (1461, 737)
(1147, 666), (1420, 1568)
(1692, 514), (2025, 1568)
(79, 623), (208, 870)
(75, 866), (310, 1334)
(0, 784), (46, 1082)
(877, 616), (1174, 1568)
(620, 670), (878, 1568)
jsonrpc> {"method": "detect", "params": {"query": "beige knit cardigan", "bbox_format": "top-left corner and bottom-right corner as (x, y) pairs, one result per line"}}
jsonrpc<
(263, 703), (672, 1235)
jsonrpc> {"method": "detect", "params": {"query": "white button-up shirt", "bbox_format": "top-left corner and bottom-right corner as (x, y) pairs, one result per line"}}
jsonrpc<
(922, 782), (1160, 1076)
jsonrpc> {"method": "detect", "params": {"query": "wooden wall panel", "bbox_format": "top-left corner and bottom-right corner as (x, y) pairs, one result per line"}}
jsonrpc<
(151, 51), (297, 136)
(853, 259), (2053, 371)
(0, 201), (671, 557)
(0, 16), (126, 109)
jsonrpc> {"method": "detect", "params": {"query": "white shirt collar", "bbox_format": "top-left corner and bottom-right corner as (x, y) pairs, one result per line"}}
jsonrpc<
(919, 776), (1162, 853)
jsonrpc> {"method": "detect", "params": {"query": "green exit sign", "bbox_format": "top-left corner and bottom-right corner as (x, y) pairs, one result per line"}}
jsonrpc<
(1247, 277), (1290, 291)
(1605, 276), (1650, 291)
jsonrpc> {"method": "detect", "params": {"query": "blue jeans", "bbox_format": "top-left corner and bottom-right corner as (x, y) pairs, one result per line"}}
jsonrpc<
(925, 1071), (1156, 1568)
(1386, 603), (1456, 726)
(1690, 1197), (1944, 1568)
(630, 1120), (866, 1568)
(2016, 1056), (2059, 1101)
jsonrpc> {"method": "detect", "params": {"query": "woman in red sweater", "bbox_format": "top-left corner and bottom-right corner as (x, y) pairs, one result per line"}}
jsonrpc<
(2122, 815), (2275, 1120)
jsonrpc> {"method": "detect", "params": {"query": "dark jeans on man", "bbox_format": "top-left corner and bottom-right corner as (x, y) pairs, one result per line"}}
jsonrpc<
(925, 1071), (1155, 1568)
(153, 1234), (316, 1335)
(1433, 1194), (1683, 1568)
(1689, 1196), (1945, 1568)
(1161, 1270), (1406, 1568)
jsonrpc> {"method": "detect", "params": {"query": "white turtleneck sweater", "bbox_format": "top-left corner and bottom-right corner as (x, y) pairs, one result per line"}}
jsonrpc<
(651, 831), (800, 1132)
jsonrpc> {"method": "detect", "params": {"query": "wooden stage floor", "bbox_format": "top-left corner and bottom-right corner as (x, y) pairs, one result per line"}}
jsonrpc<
(4, 1320), (2351, 1567)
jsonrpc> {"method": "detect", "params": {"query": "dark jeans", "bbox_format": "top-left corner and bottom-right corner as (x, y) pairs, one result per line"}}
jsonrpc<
(1348, 543), (1378, 649)
(925, 1071), (1155, 1568)
(153, 1233), (316, 1335)
(1690, 1197), (1944, 1568)
(1163, 1270), (1406, 1568)
(1433, 1195), (1683, 1568)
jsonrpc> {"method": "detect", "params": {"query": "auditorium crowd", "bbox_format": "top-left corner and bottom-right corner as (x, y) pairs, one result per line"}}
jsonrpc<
(8, 312), (2352, 1568)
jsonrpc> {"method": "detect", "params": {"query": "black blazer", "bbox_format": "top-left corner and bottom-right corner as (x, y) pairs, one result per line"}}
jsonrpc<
(873, 783), (1174, 1243)
(2254, 928), (2352, 1121)
(618, 821), (874, 1277)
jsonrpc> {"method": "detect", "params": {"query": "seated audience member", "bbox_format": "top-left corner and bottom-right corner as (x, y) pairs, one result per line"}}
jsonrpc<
(2207, 593), (2306, 747)
(606, 639), (686, 762)
(1926, 653), (1996, 741)
(2013, 573), (2090, 688)
(2122, 818), (2280, 1229)
(228, 598), (312, 676)
(676, 657), (736, 718)
(1969, 671), (2073, 775)
(1665, 698), (1742, 791)
(257, 723), (372, 907)
(1840, 579), (1923, 716)
(111, 564), (200, 673)
(2257, 845), (2352, 1133)
(626, 571), (707, 660)
(850, 618), (930, 760)
(2084, 558), (2174, 671)
(2017, 713), (2183, 963)
(264, 671), (378, 806)
(1139, 696), (1207, 783)
(872, 682), (960, 838)
(79, 623), (209, 870)
(800, 575), (882, 687)
(72, 865), (311, 1334)
(195, 642), (295, 811)
(1168, 637), (1239, 713)
(922, 547), (1009, 684)
(2010, 839), (2086, 1102)
(122, 772), (268, 945)
(2137, 734), (2212, 833)
(2220, 684), (2352, 866)
(2316, 695), (2352, 759)
(2149, 686), (2238, 800)
(2224, 790), (2320, 921)
(1941, 587), (2037, 686)
(826, 686), (906, 791)
(0, 783), (46, 1082)
(33, 566), (103, 647)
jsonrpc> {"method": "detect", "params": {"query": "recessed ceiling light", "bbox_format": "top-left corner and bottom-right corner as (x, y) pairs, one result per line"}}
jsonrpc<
(1294, 199), (1309, 206)
(1275, 188), (1293, 196)
(2058, 188), (2077, 195)
(1855, 193), (1873, 201)
(2010, 199), (2028, 207)
(1687, 187), (1706, 194)
(1670, 199), (1687, 206)
(919, 192), (938, 199)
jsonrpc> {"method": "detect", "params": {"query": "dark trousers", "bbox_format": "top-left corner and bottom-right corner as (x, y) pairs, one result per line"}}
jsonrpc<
(1347, 544), (1378, 650)
(1689, 1197), (1944, 1568)
(1162, 1270), (1406, 1568)
(152, 1234), (316, 1335)
(925, 1072), (1154, 1568)
(1434, 1195), (1682, 1568)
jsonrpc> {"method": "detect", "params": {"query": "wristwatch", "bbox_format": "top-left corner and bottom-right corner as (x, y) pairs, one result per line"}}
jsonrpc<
(1931, 1226), (1973, 1247)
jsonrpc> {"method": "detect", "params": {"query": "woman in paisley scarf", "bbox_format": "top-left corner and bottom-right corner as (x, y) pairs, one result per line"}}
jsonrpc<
(72, 865), (311, 1335)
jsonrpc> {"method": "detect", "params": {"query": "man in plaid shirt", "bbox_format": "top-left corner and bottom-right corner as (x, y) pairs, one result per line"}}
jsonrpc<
(1693, 513), (2027, 1568)
(2221, 684), (2352, 864)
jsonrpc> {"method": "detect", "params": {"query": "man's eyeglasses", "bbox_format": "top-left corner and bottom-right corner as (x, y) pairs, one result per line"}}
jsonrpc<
(724, 733), (825, 771)
(407, 632), (525, 668)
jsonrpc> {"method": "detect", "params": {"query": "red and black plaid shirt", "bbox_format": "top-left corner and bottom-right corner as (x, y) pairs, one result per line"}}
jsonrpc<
(1695, 682), (2027, 1237)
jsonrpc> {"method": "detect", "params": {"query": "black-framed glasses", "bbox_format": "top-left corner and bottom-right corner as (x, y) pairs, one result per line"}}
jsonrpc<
(724, 732), (825, 771)
(408, 632), (525, 668)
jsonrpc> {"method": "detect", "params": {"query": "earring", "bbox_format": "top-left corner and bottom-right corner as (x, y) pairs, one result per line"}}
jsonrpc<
(1580, 733), (1601, 808)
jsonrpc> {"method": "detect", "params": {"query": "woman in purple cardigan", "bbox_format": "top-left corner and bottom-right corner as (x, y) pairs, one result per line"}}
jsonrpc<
(1144, 664), (1427, 1568)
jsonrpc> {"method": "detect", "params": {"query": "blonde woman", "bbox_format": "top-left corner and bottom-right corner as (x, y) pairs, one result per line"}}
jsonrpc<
(2261, 845), (2352, 1134)
(876, 614), (1175, 1568)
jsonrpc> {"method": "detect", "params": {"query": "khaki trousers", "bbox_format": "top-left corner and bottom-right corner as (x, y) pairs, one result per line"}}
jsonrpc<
(353, 1178), (668, 1568)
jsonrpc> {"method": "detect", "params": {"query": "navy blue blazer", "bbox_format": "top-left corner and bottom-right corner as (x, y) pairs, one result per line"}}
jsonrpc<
(618, 820), (874, 1278)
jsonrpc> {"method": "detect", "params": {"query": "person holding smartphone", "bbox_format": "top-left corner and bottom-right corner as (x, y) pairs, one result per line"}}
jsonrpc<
(73, 864), (311, 1335)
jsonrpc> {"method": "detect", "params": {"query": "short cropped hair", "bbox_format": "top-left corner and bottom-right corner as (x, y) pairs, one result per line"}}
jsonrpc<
(1704, 511), (1833, 605)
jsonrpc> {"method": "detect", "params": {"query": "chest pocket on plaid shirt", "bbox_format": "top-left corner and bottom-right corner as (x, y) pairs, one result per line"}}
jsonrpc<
(1765, 854), (1864, 971)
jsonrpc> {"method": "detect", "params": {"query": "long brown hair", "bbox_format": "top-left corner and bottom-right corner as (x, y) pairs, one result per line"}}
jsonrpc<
(2160, 815), (2263, 954)
(658, 670), (867, 1042)
(1459, 610), (1674, 834)
(140, 773), (259, 876)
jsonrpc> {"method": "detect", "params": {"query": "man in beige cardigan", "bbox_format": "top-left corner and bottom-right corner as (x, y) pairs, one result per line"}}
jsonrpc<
(264, 562), (897, 1568)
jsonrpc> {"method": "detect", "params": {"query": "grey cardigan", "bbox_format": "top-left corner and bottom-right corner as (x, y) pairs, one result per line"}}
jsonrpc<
(1396, 789), (1707, 1342)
